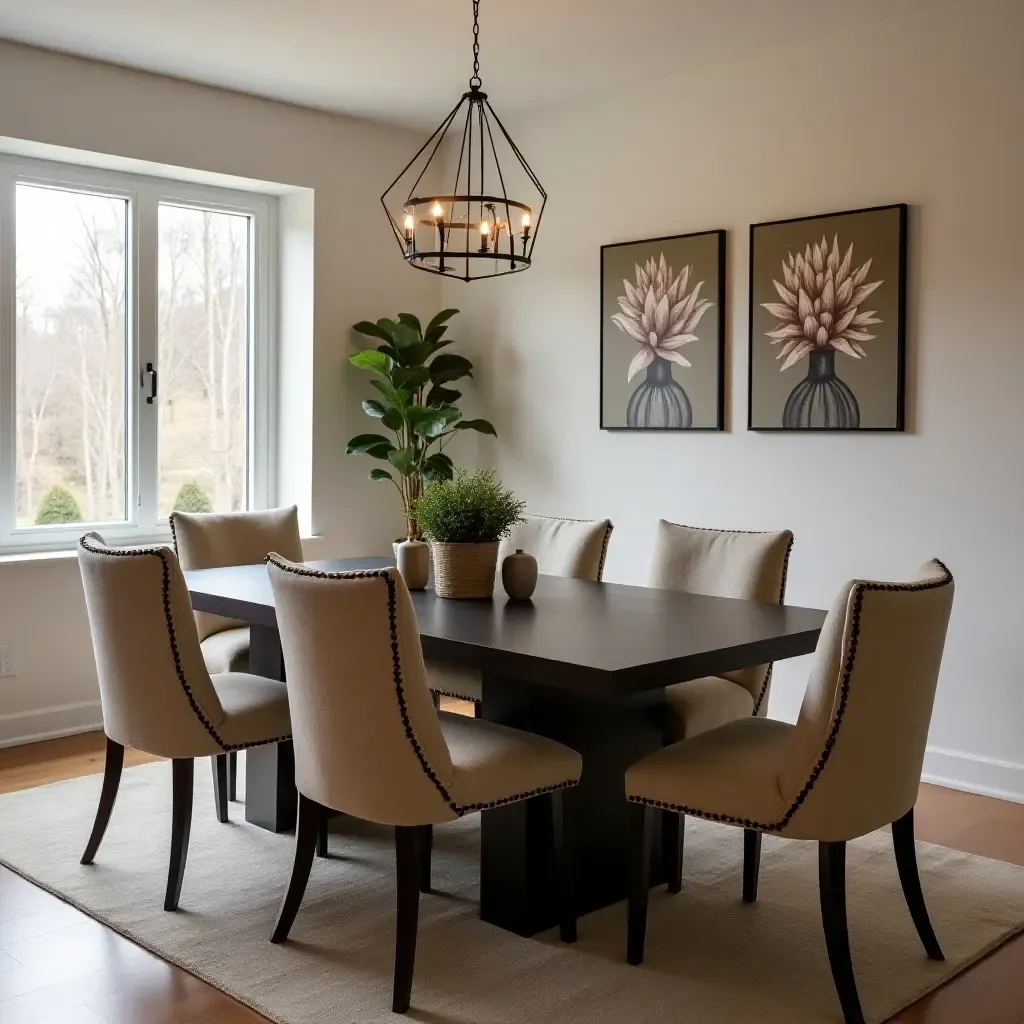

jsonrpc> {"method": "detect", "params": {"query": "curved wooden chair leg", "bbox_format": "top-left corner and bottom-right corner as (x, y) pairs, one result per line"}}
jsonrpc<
(818, 841), (865, 1024)
(662, 810), (684, 893)
(473, 701), (482, 719)
(272, 795), (323, 943)
(626, 802), (653, 966)
(211, 755), (229, 823)
(892, 808), (944, 960)
(81, 738), (124, 865)
(393, 825), (422, 1013)
(551, 791), (577, 942)
(316, 817), (329, 859)
(418, 824), (433, 893)
(228, 751), (238, 802)
(165, 759), (194, 911)
(743, 828), (762, 903)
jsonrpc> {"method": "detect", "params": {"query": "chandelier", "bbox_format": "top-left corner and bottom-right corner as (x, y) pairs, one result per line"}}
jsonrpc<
(380, 0), (546, 282)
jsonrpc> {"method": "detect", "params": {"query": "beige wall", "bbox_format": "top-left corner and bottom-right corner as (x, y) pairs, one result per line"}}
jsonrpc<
(448, 0), (1024, 799)
(0, 41), (442, 743)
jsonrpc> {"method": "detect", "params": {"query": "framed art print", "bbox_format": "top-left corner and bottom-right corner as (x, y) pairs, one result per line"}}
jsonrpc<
(600, 229), (725, 430)
(748, 203), (907, 431)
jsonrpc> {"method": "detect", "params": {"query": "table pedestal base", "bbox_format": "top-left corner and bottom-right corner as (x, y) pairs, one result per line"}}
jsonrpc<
(480, 674), (666, 936)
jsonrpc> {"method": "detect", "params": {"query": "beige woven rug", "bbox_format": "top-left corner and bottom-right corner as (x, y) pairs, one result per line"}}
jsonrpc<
(1, 761), (1022, 1024)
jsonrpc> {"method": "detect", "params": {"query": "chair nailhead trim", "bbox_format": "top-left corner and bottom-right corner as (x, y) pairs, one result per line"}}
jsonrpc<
(630, 561), (954, 832)
(168, 513), (179, 556)
(752, 531), (795, 717)
(430, 687), (483, 704)
(266, 556), (580, 816)
(597, 522), (614, 582)
(79, 535), (289, 754)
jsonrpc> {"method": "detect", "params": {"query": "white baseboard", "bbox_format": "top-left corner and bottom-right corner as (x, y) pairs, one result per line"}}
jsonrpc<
(0, 701), (103, 748)
(923, 745), (1024, 805)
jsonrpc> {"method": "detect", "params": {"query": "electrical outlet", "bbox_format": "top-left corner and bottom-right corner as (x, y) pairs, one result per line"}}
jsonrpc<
(0, 646), (16, 678)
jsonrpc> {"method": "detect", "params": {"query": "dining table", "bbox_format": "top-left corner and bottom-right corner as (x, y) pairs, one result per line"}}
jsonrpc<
(185, 556), (826, 937)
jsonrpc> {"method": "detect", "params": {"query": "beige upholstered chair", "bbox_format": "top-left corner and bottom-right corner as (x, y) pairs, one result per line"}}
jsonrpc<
(428, 515), (614, 711)
(76, 533), (291, 912)
(170, 506), (302, 812)
(648, 520), (793, 890)
(265, 556), (582, 1014)
(625, 560), (954, 1024)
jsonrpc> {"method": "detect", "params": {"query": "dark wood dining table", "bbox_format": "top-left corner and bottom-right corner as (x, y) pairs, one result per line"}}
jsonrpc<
(185, 556), (826, 937)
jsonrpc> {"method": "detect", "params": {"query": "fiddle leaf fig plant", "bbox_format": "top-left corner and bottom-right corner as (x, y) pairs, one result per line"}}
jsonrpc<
(346, 309), (497, 540)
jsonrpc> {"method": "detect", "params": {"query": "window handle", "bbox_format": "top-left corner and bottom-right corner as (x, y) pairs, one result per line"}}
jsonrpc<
(143, 362), (157, 405)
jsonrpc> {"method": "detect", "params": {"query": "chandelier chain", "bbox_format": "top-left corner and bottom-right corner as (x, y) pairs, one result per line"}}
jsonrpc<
(469, 0), (482, 89)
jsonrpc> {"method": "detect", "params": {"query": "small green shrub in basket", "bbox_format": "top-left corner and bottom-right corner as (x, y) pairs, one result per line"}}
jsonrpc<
(411, 469), (525, 544)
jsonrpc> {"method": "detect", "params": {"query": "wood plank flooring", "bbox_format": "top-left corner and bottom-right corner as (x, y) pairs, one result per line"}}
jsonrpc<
(1, 724), (1022, 1023)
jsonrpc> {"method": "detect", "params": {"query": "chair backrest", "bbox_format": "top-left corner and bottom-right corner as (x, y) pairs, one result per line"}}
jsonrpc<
(266, 556), (458, 827)
(170, 506), (303, 640)
(648, 520), (793, 711)
(77, 533), (227, 758)
(498, 515), (613, 582)
(779, 560), (954, 841)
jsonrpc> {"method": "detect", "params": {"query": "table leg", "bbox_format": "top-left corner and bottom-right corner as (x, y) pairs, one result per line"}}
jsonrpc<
(244, 623), (297, 833)
(480, 674), (666, 936)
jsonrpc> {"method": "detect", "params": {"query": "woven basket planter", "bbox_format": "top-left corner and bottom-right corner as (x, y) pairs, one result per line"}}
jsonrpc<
(430, 541), (499, 599)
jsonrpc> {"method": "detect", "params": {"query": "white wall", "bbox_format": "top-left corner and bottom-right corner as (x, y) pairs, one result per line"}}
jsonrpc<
(446, 0), (1024, 800)
(0, 42), (441, 744)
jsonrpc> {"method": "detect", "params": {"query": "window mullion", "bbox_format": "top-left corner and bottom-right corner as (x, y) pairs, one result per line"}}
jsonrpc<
(135, 189), (159, 533)
(0, 168), (16, 541)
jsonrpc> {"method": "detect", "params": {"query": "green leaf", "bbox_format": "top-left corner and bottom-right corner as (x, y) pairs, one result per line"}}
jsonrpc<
(426, 384), (461, 407)
(393, 341), (432, 368)
(361, 399), (387, 418)
(369, 378), (412, 408)
(409, 405), (461, 439)
(425, 308), (459, 334)
(352, 320), (395, 343)
(422, 452), (455, 482)
(455, 418), (498, 436)
(429, 353), (474, 384)
(388, 446), (417, 475)
(392, 366), (430, 390)
(426, 337), (455, 355)
(397, 313), (423, 336)
(376, 343), (400, 361)
(390, 322), (421, 351)
(369, 468), (394, 482)
(349, 350), (394, 376)
(346, 434), (396, 460)
(424, 324), (448, 346)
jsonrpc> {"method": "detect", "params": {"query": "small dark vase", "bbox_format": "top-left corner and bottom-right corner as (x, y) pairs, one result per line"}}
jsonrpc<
(782, 348), (860, 429)
(626, 356), (692, 428)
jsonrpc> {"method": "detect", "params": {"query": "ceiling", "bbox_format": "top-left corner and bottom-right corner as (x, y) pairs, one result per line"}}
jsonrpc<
(0, 0), (943, 128)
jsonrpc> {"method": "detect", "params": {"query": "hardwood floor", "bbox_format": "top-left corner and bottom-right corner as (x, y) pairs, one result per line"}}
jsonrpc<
(1, 724), (1022, 1023)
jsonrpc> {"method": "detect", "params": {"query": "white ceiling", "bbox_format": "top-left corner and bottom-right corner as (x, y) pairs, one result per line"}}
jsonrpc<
(0, 0), (943, 128)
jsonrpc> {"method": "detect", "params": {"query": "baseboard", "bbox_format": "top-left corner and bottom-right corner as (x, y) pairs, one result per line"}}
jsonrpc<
(923, 746), (1024, 805)
(0, 701), (103, 749)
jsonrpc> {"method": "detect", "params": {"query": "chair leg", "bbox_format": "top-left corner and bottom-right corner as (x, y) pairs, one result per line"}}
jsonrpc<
(473, 701), (482, 719)
(818, 841), (865, 1024)
(316, 817), (329, 859)
(892, 807), (944, 960)
(550, 791), (577, 942)
(272, 795), (324, 943)
(418, 824), (433, 893)
(626, 802), (653, 966)
(165, 759), (195, 912)
(393, 826), (421, 1014)
(211, 755), (229, 823)
(662, 810), (684, 893)
(81, 737), (124, 865)
(228, 751), (238, 801)
(431, 691), (441, 710)
(743, 828), (762, 903)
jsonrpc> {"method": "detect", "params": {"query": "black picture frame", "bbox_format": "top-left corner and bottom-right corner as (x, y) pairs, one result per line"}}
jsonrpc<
(600, 229), (726, 431)
(747, 203), (908, 432)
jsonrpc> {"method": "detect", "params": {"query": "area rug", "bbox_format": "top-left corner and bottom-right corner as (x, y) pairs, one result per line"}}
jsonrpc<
(1, 762), (1022, 1023)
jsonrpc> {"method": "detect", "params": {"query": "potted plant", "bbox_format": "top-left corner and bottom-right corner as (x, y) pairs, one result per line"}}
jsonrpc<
(345, 309), (497, 544)
(410, 469), (525, 599)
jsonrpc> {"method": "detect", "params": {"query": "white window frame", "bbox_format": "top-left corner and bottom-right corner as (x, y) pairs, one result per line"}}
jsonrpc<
(0, 155), (278, 553)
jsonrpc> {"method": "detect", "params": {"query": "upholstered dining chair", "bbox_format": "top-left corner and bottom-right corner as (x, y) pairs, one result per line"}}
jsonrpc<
(648, 520), (794, 890)
(624, 559), (954, 1024)
(265, 556), (582, 1014)
(76, 533), (291, 912)
(170, 505), (302, 814)
(428, 514), (614, 712)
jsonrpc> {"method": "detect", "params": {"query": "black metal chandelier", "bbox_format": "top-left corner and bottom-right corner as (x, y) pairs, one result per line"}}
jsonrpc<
(380, 0), (546, 282)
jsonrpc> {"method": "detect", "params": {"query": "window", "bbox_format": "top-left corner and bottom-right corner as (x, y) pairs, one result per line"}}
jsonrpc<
(0, 156), (276, 551)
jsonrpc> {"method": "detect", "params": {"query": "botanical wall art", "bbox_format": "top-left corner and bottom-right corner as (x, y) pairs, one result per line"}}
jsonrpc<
(600, 230), (725, 430)
(748, 204), (907, 431)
